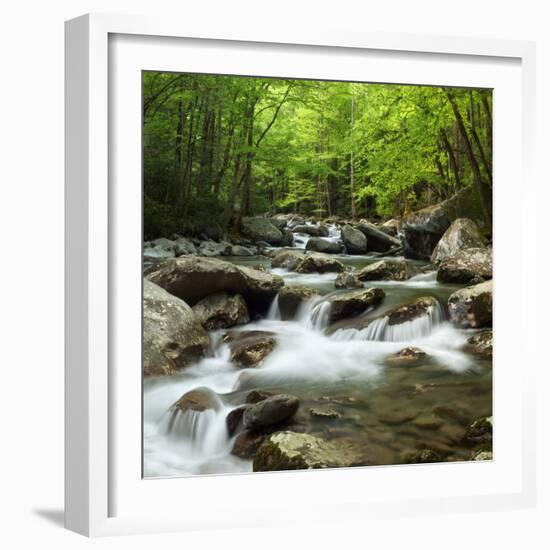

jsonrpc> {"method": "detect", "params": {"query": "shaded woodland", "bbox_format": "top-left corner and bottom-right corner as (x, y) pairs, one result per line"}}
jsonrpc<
(143, 72), (492, 239)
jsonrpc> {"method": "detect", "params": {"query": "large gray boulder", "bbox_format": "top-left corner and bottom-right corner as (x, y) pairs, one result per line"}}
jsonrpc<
(305, 237), (341, 254)
(280, 229), (294, 247)
(287, 215), (305, 229)
(269, 216), (288, 230)
(448, 280), (492, 328)
(242, 395), (299, 431)
(143, 245), (175, 261)
(294, 253), (346, 274)
(431, 218), (487, 264)
(334, 271), (363, 289)
(143, 280), (210, 377)
(198, 240), (232, 257)
(253, 431), (363, 471)
(401, 202), (451, 260)
(241, 217), (283, 244)
(277, 285), (318, 320)
(150, 237), (176, 250)
(271, 250), (305, 270)
(226, 331), (277, 368)
(144, 238), (176, 261)
(326, 287), (385, 323)
(341, 224), (367, 254)
(230, 244), (255, 256)
(401, 188), (489, 260)
(146, 256), (284, 314)
(386, 296), (441, 326)
(356, 222), (400, 252)
(380, 218), (400, 236)
(437, 248), (492, 284)
(173, 237), (198, 256)
(192, 292), (249, 330)
(291, 224), (328, 237)
(357, 259), (418, 281)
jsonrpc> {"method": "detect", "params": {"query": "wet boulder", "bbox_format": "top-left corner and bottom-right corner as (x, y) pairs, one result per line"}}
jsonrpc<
(280, 228), (294, 247)
(386, 347), (427, 365)
(241, 217), (283, 244)
(253, 431), (363, 471)
(231, 431), (267, 459)
(226, 405), (249, 436)
(356, 222), (400, 252)
(334, 271), (363, 289)
(431, 218), (487, 264)
(172, 237), (197, 256)
(230, 244), (255, 256)
(226, 331), (277, 368)
(387, 296), (441, 326)
(400, 202), (451, 260)
(380, 218), (400, 236)
(145, 256), (284, 314)
(143, 280), (210, 377)
(341, 224), (367, 254)
(327, 295), (440, 336)
(448, 280), (492, 328)
(242, 395), (300, 431)
(305, 237), (341, 254)
(357, 259), (418, 281)
(246, 389), (276, 404)
(437, 247), (492, 284)
(144, 238), (176, 261)
(464, 330), (493, 360)
(271, 249), (305, 270)
(174, 387), (221, 412)
(277, 284), (319, 320)
(464, 416), (493, 446)
(269, 216), (288, 230)
(287, 215), (305, 229)
(294, 253), (346, 274)
(192, 292), (249, 330)
(198, 240), (232, 257)
(291, 224), (328, 237)
(401, 188), (490, 260)
(327, 287), (385, 323)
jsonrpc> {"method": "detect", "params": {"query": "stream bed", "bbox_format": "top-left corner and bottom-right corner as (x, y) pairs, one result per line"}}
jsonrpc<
(143, 244), (492, 477)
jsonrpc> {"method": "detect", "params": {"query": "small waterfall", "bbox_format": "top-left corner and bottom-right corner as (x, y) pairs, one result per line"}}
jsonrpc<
(297, 298), (332, 331)
(331, 301), (444, 342)
(267, 295), (282, 320)
(157, 388), (232, 459)
(160, 406), (230, 458)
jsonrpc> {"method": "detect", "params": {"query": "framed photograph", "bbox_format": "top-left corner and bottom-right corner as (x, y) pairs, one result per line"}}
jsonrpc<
(65, 13), (537, 536)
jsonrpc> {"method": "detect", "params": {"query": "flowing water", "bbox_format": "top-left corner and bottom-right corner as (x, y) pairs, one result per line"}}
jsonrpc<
(144, 238), (492, 477)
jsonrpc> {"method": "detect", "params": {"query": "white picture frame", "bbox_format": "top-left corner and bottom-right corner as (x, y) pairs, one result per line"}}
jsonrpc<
(65, 13), (537, 537)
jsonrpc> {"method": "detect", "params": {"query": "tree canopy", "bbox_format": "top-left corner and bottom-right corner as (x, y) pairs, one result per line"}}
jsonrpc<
(143, 72), (492, 238)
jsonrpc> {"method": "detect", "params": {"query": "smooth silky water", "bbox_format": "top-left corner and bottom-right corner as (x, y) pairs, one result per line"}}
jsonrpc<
(143, 246), (491, 477)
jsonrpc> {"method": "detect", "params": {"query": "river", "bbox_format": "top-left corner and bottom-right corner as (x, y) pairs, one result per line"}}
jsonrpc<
(143, 229), (492, 477)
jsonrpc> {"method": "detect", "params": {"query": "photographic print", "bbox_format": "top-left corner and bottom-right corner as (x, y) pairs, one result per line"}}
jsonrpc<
(142, 72), (493, 477)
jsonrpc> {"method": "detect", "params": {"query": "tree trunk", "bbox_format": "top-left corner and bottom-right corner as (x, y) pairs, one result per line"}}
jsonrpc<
(350, 89), (357, 220)
(444, 89), (492, 226)
(440, 130), (461, 192)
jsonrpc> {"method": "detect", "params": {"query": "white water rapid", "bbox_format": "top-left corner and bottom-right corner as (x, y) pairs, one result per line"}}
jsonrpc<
(144, 255), (490, 477)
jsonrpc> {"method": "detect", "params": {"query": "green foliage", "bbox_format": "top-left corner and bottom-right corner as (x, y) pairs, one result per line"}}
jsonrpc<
(143, 72), (492, 237)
